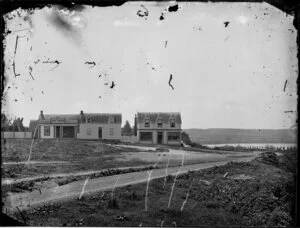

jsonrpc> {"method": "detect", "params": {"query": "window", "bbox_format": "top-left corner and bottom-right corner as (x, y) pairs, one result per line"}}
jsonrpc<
(108, 116), (114, 124)
(145, 118), (150, 127)
(170, 118), (175, 128)
(157, 118), (162, 128)
(87, 116), (92, 123)
(140, 132), (152, 141)
(110, 128), (114, 136)
(44, 126), (50, 136)
(168, 132), (180, 141)
(87, 128), (91, 135)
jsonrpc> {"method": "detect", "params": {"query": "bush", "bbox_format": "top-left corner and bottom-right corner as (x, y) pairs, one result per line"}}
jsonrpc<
(256, 152), (279, 166)
(122, 190), (141, 201)
(205, 200), (220, 209)
(107, 197), (119, 209)
(279, 149), (297, 175)
(267, 207), (291, 227)
(156, 147), (169, 152)
(190, 143), (209, 149)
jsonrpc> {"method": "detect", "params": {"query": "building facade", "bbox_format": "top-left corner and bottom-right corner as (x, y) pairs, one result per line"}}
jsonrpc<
(135, 112), (182, 145)
(29, 111), (122, 140)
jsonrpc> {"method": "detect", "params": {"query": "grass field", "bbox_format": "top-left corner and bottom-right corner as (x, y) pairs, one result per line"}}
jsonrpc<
(2, 139), (152, 179)
(2, 139), (246, 179)
(11, 151), (296, 227)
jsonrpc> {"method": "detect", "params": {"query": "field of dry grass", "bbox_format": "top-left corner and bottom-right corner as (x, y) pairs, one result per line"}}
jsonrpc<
(2, 139), (152, 179)
(11, 151), (295, 227)
(2, 139), (251, 180)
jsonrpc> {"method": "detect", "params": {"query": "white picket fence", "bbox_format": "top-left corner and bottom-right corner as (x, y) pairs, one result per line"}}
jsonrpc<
(121, 136), (138, 143)
(1, 131), (32, 139)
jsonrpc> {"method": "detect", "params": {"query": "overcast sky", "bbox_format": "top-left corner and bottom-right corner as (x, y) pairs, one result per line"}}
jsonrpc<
(3, 2), (297, 129)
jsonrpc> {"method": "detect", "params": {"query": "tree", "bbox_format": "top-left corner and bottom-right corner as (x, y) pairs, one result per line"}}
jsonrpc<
(122, 120), (133, 136)
(181, 131), (192, 145)
(12, 117), (25, 131)
(1, 113), (11, 131)
(1, 113), (25, 132)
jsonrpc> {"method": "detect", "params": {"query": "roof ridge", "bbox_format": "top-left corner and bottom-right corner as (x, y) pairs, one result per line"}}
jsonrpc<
(137, 112), (181, 114)
(84, 113), (122, 115)
(44, 114), (78, 116)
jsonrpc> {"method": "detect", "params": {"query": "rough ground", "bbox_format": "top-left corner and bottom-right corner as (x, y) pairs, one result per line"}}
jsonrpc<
(1, 139), (153, 179)
(3, 156), (254, 212)
(4, 150), (296, 227)
(2, 139), (254, 180)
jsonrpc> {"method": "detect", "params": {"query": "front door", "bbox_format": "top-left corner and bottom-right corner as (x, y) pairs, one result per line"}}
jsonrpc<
(98, 127), (102, 139)
(56, 126), (60, 138)
(157, 132), (163, 144)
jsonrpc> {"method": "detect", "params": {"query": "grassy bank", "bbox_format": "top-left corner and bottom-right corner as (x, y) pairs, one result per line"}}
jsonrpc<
(12, 151), (296, 227)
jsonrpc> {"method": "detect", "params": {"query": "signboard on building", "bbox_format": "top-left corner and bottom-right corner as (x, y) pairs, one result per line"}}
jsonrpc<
(65, 120), (78, 124)
(39, 120), (51, 124)
(39, 118), (77, 124)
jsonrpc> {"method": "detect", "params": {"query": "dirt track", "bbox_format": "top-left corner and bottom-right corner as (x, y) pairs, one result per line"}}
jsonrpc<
(4, 155), (257, 213)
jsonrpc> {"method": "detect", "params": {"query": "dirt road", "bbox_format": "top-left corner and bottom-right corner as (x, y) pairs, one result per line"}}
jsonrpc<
(4, 155), (257, 213)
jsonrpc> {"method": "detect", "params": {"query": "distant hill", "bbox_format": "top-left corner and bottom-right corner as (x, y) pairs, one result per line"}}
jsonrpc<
(184, 128), (297, 144)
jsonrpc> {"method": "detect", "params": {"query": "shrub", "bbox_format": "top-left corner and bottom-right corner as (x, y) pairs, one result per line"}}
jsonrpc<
(156, 147), (169, 152)
(205, 200), (220, 209)
(107, 197), (119, 209)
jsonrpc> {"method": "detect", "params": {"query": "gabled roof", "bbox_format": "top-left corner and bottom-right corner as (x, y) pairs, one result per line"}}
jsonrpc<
(84, 113), (122, 124)
(38, 113), (122, 124)
(29, 120), (38, 132)
(43, 114), (79, 121)
(136, 112), (182, 124)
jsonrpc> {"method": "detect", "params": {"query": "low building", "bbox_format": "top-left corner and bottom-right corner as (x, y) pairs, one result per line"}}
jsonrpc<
(29, 111), (122, 140)
(135, 112), (182, 145)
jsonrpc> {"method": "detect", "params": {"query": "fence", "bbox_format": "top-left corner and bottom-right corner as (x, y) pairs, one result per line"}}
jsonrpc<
(121, 136), (138, 143)
(1, 131), (32, 139)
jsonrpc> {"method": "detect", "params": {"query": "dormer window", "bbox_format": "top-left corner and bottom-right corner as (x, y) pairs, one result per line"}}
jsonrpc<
(87, 116), (92, 123)
(157, 118), (162, 128)
(170, 118), (175, 128)
(145, 118), (150, 127)
(108, 116), (114, 124)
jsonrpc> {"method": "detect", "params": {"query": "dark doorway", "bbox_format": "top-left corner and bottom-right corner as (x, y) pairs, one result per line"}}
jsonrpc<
(157, 132), (163, 144)
(56, 126), (60, 138)
(98, 127), (102, 139)
(63, 126), (75, 138)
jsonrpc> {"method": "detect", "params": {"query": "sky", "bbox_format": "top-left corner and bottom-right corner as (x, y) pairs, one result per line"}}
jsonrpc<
(3, 2), (298, 129)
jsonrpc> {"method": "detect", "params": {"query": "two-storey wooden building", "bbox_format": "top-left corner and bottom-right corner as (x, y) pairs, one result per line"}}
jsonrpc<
(135, 112), (182, 145)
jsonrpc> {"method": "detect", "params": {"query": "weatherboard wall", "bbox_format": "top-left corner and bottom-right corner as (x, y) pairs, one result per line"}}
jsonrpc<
(40, 125), (54, 139)
(77, 123), (121, 140)
(137, 123), (181, 130)
(137, 129), (181, 145)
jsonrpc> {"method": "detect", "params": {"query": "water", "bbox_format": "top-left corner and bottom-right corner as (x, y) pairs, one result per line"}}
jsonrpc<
(204, 143), (297, 149)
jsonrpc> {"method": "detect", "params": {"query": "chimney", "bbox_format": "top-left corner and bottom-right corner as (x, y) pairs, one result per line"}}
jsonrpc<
(39, 110), (44, 120)
(134, 114), (137, 136)
(80, 110), (85, 123)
